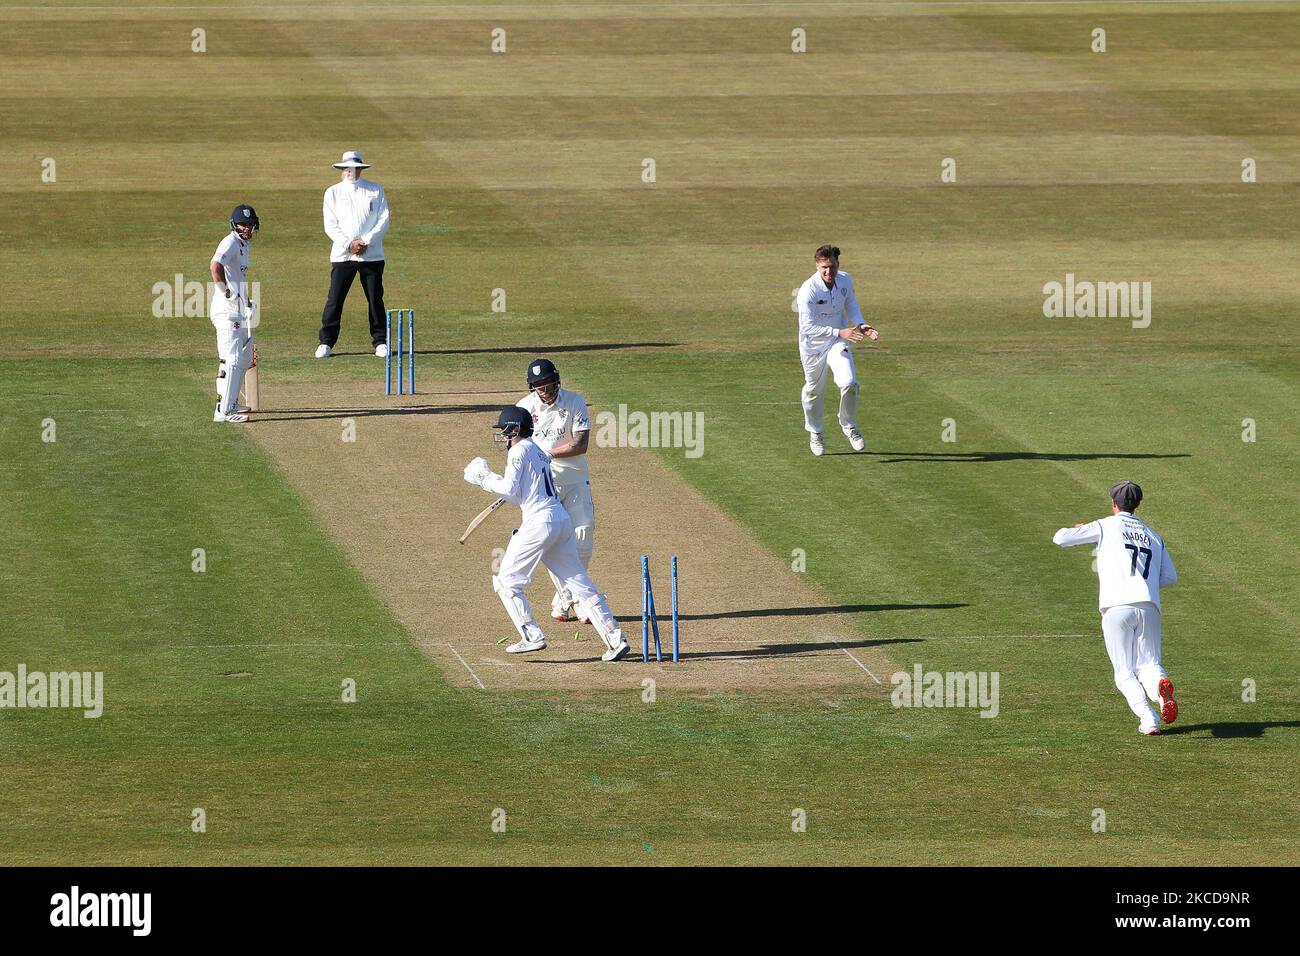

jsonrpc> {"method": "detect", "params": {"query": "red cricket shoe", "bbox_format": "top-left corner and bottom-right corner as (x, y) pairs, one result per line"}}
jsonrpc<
(1158, 678), (1178, 725)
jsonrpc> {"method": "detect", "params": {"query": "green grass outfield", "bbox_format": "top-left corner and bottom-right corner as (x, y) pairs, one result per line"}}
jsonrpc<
(1, 1), (1297, 864)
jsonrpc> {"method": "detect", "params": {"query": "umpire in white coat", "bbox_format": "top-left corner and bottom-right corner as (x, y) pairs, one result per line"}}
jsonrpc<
(315, 150), (391, 358)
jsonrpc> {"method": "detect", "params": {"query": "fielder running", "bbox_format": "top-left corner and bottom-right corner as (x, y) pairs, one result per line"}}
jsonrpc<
(209, 204), (260, 424)
(515, 359), (596, 624)
(796, 244), (879, 457)
(464, 407), (631, 662)
(1053, 481), (1179, 736)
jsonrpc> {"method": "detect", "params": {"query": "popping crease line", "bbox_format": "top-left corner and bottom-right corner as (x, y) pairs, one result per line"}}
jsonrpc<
(447, 642), (487, 690)
(830, 639), (883, 684)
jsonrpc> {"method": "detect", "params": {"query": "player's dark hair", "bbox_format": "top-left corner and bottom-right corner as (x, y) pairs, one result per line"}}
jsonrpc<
(814, 244), (840, 262)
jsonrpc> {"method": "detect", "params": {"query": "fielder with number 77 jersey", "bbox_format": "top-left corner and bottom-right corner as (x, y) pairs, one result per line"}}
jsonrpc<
(1052, 481), (1179, 736)
(463, 406), (631, 662)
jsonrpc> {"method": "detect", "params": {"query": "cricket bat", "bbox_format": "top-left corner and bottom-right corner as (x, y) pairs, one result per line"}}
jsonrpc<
(239, 297), (261, 413)
(459, 497), (506, 544)
(240, 343), (261, 411)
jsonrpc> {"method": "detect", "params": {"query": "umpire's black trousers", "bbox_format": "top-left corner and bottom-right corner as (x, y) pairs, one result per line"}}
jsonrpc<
(319, 259), (386, 348)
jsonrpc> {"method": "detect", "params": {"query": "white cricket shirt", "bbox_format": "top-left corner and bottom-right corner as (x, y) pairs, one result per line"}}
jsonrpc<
(211, 232), (250, 300)
(482, 439), (567, 524)
(796, 270), (866, 357)
(1053, 512), (1177, 611)
(516, 388), (591, 487)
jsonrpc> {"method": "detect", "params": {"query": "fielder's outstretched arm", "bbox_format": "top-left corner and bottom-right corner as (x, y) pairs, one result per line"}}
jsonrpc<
(1053, 522), (1102, 547)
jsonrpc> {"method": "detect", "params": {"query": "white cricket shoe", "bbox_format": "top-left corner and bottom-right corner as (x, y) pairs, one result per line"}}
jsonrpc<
(843, 425), (866, 452)
(375, 343), (389, 358)
(506, 636), (547, 654)
(602, 639), (631, 662)
(551, 605), (575, 623)
(809, 432), (825, 457)
(213, 411), (249, 424)
(232, 404), (252, 415)
(315, 344), (332, 358)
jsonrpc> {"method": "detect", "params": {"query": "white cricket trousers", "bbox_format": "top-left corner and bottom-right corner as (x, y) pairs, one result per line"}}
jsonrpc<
(210, 304), (253, 415)
(1102, 602), (1167, 729)
(495, 513), (619, 649)
(547, 480), (595, 613)
(801, 340), (860, 434)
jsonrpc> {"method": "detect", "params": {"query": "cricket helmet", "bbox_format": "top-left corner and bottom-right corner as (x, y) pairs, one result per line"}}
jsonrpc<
(493, 405), (534, 443)
(230, 204), (260, 235)
(526, 358), (560, 390)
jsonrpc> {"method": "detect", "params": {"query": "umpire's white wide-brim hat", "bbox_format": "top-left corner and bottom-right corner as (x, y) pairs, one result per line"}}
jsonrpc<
(332, 150), (372, 169)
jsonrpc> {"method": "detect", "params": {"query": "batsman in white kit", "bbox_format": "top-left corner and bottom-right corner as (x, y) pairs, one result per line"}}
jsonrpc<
(464, 407), (631, 662)
(209, 204), (260, 424)
(515, 358), (596, 625)
(796, 244), (879, 457)
(1053, 481), (1180, 735)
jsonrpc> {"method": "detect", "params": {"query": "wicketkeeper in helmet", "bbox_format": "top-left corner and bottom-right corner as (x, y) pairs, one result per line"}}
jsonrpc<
(463, 407), (630, 662)
(209, 204), (260, 423)
(515, 359), (597, 624)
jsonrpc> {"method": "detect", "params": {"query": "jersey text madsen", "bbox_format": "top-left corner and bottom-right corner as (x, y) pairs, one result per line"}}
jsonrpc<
(1121, 526), (1152, 547)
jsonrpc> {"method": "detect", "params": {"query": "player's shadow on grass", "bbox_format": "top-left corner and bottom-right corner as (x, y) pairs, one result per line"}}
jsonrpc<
(1160, 721), (1300, 739)
(612, 602), (964, 624)
(862, 451), (1192, 464)
(677, 636), (923, 662)
(325, 342), (677, 357)
(677, 602), (966, 621)
(248, 403), (502, 422)
(419, 341), (679, 357)
(534, 636), (923, 664)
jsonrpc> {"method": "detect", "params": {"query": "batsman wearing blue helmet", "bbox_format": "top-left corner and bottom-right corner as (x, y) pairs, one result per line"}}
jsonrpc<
(209, 204), (259, 423)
